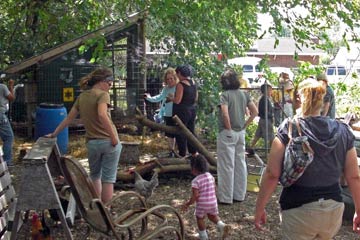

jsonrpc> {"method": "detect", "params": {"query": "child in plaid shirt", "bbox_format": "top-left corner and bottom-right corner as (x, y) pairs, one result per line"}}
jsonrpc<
(182, 155), (231, 240)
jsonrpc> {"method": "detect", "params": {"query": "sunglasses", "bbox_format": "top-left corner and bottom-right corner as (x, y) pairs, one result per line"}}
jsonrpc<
(103, 76), (114, 87)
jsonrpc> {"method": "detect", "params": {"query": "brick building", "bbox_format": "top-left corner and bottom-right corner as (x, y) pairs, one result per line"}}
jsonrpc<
(247, 38), (324, 68)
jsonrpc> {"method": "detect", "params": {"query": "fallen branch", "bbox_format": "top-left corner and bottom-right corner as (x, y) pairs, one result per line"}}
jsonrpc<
(135, 107), (217, 166)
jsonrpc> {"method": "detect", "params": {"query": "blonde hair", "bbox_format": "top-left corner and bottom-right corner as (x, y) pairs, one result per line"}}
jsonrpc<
(240, 78), (249, 88)
(163, 67), (179, 85)
(79, 68), (113, 90)
(298, 78), (326, 116)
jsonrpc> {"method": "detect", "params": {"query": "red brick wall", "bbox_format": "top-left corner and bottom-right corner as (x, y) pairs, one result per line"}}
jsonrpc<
(247, 54), (320, 68)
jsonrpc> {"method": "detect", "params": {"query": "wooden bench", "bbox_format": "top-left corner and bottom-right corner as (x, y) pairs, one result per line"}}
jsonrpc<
(0, 148), (17, 240)
(10, 137), (73, 240)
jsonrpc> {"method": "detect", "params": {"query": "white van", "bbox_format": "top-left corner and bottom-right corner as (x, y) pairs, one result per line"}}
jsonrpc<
(227, 57), (263, 85)
(326, 65), (347, 83)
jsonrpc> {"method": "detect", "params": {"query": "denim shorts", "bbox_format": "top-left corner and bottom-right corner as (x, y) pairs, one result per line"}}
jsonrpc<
(86, 139), (122, 183)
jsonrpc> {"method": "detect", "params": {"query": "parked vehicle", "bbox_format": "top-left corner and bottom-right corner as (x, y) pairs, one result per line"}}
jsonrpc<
(326, 65), (347, 84)
(227, 57), (263, 85)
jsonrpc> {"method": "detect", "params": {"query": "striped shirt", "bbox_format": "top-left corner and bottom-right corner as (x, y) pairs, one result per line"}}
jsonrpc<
(191, 172), (218, 209)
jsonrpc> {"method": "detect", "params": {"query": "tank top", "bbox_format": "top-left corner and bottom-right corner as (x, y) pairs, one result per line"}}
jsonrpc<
(178, 80), (197, 106)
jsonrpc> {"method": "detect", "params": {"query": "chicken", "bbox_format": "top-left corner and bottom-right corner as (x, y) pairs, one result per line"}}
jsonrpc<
(41, 211), (53, 240)
(31, 213), (43, 240)
(134, 171), (159, 200)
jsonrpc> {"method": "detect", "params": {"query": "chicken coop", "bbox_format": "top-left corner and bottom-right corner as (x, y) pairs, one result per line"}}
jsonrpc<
(4, 12), (150, 139)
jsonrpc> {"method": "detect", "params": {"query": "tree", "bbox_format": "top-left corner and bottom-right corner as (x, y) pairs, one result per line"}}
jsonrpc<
(1, 1), (358, 68)
(1, 0), (359, 139)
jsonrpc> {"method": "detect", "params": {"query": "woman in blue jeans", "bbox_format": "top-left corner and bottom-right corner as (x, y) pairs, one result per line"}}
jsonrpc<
(47, 68), (121, 204)
(0, 78), (14, 165)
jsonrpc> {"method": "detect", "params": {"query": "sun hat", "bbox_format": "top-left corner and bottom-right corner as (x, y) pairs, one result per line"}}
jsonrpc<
(260, 83), (272, 94)
(316, 73), (328, 82)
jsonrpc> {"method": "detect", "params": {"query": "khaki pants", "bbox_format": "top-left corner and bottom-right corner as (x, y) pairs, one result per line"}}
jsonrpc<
(281, 199), (344, 240)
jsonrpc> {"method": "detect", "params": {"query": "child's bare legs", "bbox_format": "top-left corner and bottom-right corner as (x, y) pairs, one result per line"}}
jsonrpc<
(208, 214), (231, 239)
(196, 216), (208, 239)
(207, 214), (220, 224)
(196, 216), (207, 231)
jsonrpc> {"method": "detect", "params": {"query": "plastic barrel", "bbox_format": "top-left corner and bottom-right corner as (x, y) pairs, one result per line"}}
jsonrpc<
(35, 103), (68, 154)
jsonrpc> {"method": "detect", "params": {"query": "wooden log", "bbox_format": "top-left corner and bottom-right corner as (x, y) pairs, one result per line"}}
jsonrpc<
(153, 164), (217, 174)
(135, 107), (217, 166)
(135, 113), (179, 134)
(117, 161), (159, 181)
(172, 115), (217, 166)
(117, 158), (190, 181)
(117, 157), (211, 181)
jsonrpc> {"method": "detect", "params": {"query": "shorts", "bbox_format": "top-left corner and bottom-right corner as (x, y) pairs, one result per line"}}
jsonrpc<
(195, 206), (219, 218)
(281, 199), (344, 240)
(164, 116), (176, 138)
(86, 139), (122, 183)
(255, 118), (274, 141)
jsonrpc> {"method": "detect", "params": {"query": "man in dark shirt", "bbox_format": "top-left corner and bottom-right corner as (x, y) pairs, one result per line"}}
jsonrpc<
(317, 73), (336, 119)
(249, 83), (274, 151)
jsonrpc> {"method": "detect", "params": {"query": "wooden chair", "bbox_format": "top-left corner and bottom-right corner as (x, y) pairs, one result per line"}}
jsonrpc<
(60, 156), (184, 240)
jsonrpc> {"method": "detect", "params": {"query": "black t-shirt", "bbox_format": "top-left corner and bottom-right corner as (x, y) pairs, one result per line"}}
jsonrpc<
(258, 95), (273, 120)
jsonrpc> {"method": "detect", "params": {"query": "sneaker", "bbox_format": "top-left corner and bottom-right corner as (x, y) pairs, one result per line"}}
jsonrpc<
(194, 231), (209, 240)
(217, 224), (231, 239)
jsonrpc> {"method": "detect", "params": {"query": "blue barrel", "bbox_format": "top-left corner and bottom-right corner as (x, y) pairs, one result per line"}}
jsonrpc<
(35, 103), (68, 154)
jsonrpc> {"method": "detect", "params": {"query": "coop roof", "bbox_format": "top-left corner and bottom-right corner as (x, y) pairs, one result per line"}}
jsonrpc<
(5, 11), (146, 74)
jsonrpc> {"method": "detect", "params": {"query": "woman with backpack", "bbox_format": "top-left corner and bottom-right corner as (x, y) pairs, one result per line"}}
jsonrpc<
(254, 78), (360, 238)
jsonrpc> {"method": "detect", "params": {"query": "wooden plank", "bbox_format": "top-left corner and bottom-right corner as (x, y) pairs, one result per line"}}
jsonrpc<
(23, 137), (57, 161)
(2, 232), (10, 240)
(0, 213), (8, 234)
(65, 194), (76, 227)
(4, 187), (15, 205)
(0, 174), (11, 194)
(0, 196), (8, 213)
(0, 163), (7, 176)
(7, 198), (21, 234)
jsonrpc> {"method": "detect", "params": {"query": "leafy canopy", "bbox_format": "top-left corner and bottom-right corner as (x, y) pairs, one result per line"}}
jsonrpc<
(0, 0), (359, 140)
(1, 0), (359, 68)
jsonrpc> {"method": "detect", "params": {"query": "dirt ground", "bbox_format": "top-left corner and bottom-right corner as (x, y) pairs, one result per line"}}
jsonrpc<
(9, 132), (360, 239)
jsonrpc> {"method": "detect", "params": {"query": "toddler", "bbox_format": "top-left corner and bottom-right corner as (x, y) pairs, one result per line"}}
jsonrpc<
(182, 155), (230, 240)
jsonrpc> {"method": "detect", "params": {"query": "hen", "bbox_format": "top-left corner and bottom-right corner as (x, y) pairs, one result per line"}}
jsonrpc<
(134, 171), (159, 200)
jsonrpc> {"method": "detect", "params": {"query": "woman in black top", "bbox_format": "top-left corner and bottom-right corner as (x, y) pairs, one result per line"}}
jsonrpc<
(171, 65), (198, 157)
(254, 78), (360, 238)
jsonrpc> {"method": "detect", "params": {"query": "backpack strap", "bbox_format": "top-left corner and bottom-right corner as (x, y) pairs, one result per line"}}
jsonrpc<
(287, 117), (303, 140)
(294, 118), (302, 136)
(287, 118), (293, 140)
